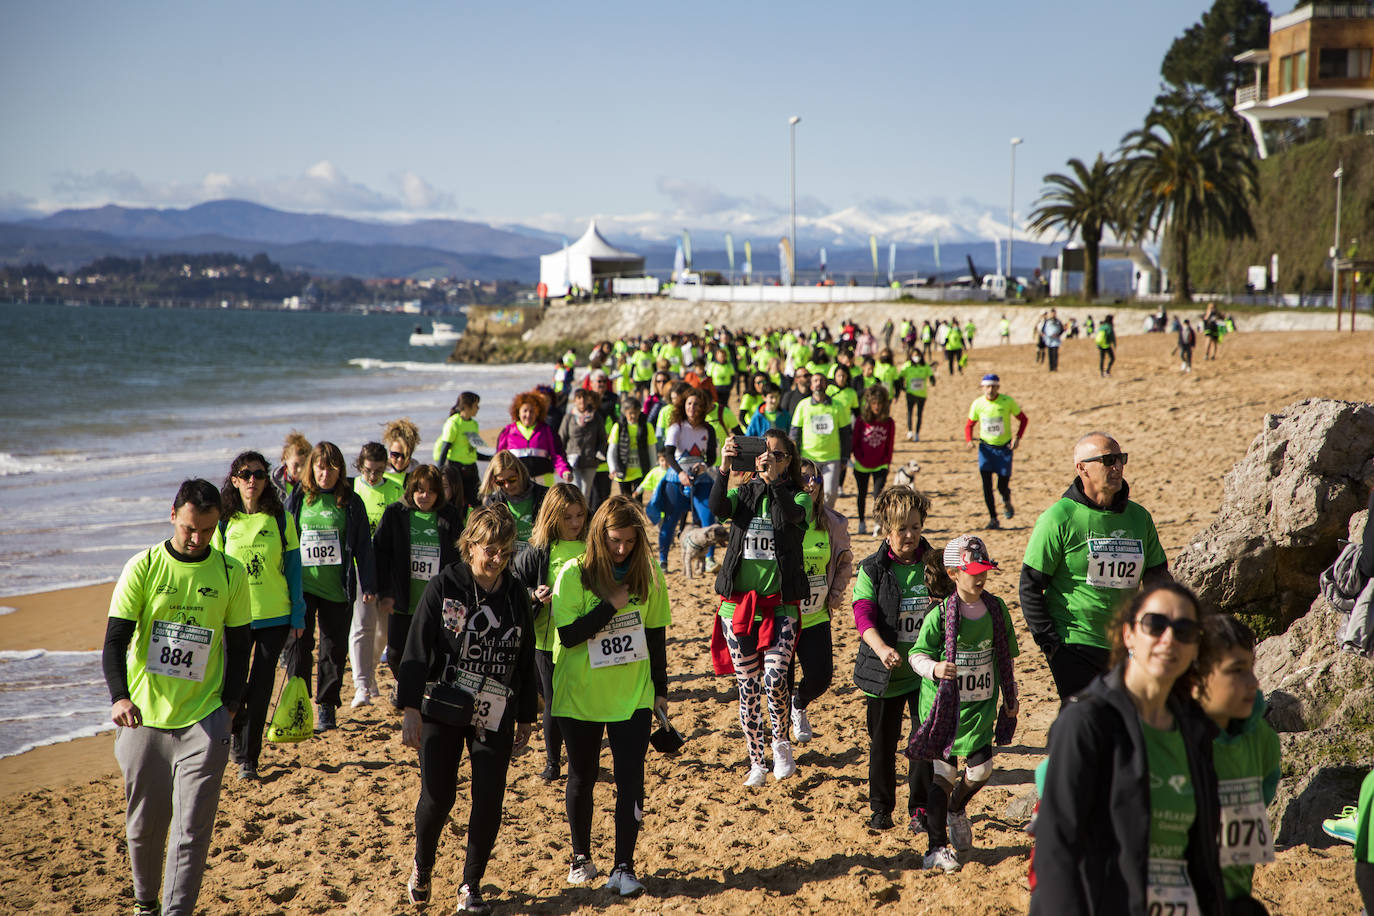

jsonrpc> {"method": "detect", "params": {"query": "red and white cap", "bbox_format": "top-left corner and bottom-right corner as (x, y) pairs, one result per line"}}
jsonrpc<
(943, 535), (999, 574)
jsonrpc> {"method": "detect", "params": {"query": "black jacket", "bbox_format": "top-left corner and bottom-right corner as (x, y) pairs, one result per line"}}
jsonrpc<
(1030, 666), (1225, 916)
(483, 482), (548, 521)
(709, 470), (807, 603)
(396, 560), (537, 730)
(286, 486), (377, 603)
(372, 501), (464, 614)
(1019, 479), (1170, 652)
(851, 539), (937, 696)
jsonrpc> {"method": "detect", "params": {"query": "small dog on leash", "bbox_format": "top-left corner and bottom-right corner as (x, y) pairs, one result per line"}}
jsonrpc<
(680, 523), (730, 578)
(891, 460), (921, 488)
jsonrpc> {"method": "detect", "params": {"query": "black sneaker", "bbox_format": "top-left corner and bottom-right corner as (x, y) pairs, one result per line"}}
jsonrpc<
(868, 811), (894, 830)
(1004, 498), (1015, 520)
(986, 518), (1001, 530)
(406, 862), (431, 904)
(314, 704), (336, 732)
(456, 883), (491, 914)
(539, 764), (560, 783)
(909, 810), (929, 835)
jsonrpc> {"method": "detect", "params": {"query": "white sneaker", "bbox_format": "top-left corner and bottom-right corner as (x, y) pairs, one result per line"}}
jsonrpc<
(567, 854), (598, 885)
(772, 739), (797, 780)
(856, 520), (867, 535)
(791, 703), (813, 743)
(744, 764), (769, 787)
(350, 687), (372, 708)
(605, 863), (645, 898)
(947, 810), (973, 851)
(923, 844), (961, 873)
(703, 556), (719, 573)
(905, 431), (915, 441)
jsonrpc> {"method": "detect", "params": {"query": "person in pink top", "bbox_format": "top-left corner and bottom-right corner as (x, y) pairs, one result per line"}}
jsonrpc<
(852, 386), (896, 535)
(497, 390), (571, 486)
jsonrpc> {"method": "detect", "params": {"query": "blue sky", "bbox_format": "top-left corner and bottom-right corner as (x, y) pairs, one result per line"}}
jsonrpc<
(1, 0), (1235, 243)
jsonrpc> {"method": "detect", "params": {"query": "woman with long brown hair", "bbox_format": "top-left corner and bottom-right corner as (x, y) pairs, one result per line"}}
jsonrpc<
(549, 496), (670, 897)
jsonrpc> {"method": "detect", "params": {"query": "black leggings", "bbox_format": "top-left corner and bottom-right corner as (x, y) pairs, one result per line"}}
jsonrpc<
(852, 468), (888, 525)
(786, 620), (833, 710)
(289, 593), (351, 706)
(1098, 347), (1115, 375)
(903, 392), (926, 434)
(1047, 642), (1110, 704)
(926, 744), (993, 848)
(865, 691), (928, 816)
(945, 349), (960, 375)
(535, 649), (563, 771)
(232, 624), (290, 769)
(387, 611), (413, 687)
(980, 470), (1011, 520)
(558, 709), (652, 869)
(457, 462), (481, 511)
(414, 717), (514, 888)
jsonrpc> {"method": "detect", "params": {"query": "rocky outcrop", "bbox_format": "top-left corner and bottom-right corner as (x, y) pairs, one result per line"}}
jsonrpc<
(1172, 399), (1374, 633)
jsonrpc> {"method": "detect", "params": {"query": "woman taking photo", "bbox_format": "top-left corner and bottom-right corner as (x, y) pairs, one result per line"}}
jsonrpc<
(1031, 582), (1225, 915)
(550, 496), (670, 897)
(285, 441), (376, 732)
(480, 450), (548, 544)
(397, 506), (537, 915)
(374, 464), (465, 696)
(496, 390), (570, 487)
(787, 458), (852, 745)
(213, 450), (305, 779)
(710, 429), (811, 786)
(510, 483), (589, 783)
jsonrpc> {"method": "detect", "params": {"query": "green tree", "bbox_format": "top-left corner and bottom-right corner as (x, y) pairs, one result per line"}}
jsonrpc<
(1026, 154), (1122, 300)
(1118, 98), (1259, 302)
(1161, 0), (1272, 111)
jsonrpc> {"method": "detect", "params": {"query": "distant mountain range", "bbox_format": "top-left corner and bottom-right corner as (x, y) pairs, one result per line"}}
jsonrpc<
(1, 199), (1113, 285)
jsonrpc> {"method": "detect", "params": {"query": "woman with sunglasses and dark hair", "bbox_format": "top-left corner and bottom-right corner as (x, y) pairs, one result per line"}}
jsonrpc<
(1031, 582), (1225, 916)
(213, 451), (305, 778)
(1021, 432), (1170, 703)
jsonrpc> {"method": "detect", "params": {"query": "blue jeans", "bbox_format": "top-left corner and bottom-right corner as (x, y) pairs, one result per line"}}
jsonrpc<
(656, 473), (714, 564)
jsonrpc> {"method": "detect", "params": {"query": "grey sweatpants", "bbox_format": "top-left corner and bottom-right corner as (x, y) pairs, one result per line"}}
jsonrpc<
(115, 705), (231, 916)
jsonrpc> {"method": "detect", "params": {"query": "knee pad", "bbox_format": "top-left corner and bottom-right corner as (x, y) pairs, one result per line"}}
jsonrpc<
(932, 759), (958, 784)
(966, 759), (994, 783)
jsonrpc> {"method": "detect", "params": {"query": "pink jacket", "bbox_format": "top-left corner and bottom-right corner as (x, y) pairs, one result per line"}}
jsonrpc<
(496, 422), (570, 479)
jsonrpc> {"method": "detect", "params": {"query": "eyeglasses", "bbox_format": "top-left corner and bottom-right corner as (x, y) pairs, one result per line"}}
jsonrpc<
(762, 450), (788, 461)
(234, 469), (268, 481)
(389, 450), (409, 461)
(1134, 613), (1201, 644)
(1081, 452), (1128, 468)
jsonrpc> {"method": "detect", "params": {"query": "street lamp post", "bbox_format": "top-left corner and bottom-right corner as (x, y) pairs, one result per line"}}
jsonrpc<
(1008, 137), (1023, 297)
(789, 115), (801, 286)
(1332, 161), (1344, 311)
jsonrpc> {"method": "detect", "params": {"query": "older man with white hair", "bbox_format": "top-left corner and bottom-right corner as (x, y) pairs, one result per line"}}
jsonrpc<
(1019, 432), (1170, 702)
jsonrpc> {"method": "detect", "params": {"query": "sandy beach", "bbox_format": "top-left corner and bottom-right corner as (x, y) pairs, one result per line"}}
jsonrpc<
(3, 328), (1371, 914)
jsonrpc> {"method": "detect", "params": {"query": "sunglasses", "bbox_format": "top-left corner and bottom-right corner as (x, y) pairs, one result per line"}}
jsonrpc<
(1134, 612), (1201, 644)
(766, 450), (788, 461)
(1081, 452), (1128, 468)
(235, 469), (268, 481)
(805, 474), (821, 485)
(389, 450), (409, 461)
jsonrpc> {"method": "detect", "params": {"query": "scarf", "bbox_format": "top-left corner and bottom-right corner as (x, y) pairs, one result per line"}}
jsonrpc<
(905, 591), (1018, 760)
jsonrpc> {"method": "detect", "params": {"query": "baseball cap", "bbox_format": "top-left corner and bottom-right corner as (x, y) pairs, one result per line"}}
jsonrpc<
(944, 535), (999, 574)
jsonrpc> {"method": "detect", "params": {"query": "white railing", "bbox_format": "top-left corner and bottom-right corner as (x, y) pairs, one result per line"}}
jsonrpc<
(1273, 3), (1374, 32)
(1235, 84), (1269, 105)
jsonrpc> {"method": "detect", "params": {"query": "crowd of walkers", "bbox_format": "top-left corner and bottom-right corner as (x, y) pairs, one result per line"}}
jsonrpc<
(104, 311), (1361, 916)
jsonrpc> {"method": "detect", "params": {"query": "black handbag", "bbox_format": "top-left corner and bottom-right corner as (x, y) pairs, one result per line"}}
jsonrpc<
(420, 680), (474, 727)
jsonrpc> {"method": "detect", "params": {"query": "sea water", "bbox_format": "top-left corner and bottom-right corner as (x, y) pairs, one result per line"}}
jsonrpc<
(0, 300), (556, 757)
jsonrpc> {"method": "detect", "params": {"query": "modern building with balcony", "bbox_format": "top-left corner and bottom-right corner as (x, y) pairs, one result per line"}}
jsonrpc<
(1233, 3), (1374, 158)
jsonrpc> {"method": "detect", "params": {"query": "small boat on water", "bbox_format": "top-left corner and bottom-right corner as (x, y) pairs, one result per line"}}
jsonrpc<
(409, 321), (463, 346)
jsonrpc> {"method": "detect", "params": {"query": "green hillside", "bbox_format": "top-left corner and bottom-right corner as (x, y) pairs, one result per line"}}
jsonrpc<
(1184, 134), (1374, 296)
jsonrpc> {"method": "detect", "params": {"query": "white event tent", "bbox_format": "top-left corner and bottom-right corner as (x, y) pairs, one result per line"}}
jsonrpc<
(538, 220), (645, 297)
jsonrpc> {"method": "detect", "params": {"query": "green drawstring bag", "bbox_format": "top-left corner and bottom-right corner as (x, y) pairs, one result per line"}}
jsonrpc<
(267, 646), (313, 744)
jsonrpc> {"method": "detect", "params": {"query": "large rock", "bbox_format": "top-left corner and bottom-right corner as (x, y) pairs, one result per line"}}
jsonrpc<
(1173, 399), (1374, 632)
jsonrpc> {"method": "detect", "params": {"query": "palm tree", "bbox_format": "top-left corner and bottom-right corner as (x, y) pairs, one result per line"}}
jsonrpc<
(1026, 154), (1121, 301)
(1117, 99), (1258, 302)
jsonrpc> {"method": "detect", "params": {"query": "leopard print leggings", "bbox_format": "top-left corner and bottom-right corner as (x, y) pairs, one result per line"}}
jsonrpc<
(721, 613), (799, 768)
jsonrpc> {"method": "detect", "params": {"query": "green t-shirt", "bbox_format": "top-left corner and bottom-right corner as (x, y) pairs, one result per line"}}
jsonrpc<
(534, 539), (585, 652)
(407, 510), (440, 611)
(798, 525), (832, 630)
(826, 384), (859, 416)
(108, 543), (251, 729)
(1355, 768), (1374, 864)
(740, 392), (764, 419)
(967, 394), (1020, 447)
(383, 468), (409, 490)
(791, 398), (850, 463)
(900, 362), (934, 397)
(299, 496), (348, 602)
(434, 414), (482, 465)
(853, 558), (931, 699)
(1214, 719), (1281, 898)
(708, 360), (735, 387)
(716, 490), (812, 618)
(507, 494), (537, 542)
(874, 361), (900, 394)
(638, 466), (668, 497)
(630, 350), (655, 382)
(1142, 721), (1198, 908)
(551, 559), (671, 722)
(706, 406), (739, 446)
(945, 326), (965, 351)
(212, 511), (298, 624)
(911, 595), (1019, 756)
(1021, 495), (1168, 648)
(354, 475), (403, 538)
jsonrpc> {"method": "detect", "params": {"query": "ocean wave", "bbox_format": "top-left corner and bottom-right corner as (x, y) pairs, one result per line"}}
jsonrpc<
(1, 721), (115, 760)
(0, 649), (102, 662)
(0, 453), (56, 477)
(0, 607), (14, 616)
(0, 707), (109, 724)
(348, 358), (553, 374)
